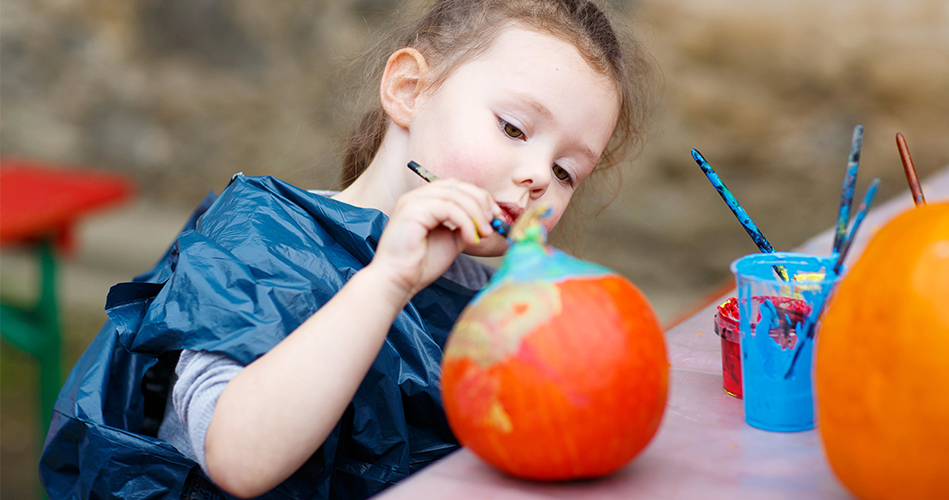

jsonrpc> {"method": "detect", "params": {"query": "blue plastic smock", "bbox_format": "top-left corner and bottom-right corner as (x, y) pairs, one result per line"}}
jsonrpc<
(40, 175), (487, 499)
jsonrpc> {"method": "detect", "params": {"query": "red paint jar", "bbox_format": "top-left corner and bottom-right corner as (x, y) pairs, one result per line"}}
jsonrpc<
(714, 296), (811, 399)
(714, 298), (742, 398)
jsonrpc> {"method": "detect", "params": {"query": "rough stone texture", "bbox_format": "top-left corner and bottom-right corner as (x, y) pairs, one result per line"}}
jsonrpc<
(1, 0), (397, 202)
(584, 0), (949, 317)
(2, 1), (948, 497)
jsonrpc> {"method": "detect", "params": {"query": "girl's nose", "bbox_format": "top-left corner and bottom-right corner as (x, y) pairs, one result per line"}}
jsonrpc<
(512, 160), (551, 199)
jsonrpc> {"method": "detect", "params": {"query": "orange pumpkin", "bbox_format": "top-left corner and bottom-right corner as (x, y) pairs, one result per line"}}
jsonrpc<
(816, 202), (949, 500)
(440, 210), (668, 481)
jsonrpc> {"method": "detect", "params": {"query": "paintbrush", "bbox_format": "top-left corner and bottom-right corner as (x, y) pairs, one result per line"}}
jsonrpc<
(832, 125), (864, 256)
(691, 149), (789, 281)
(834, 177), (880, 274)
(896, 132), (926, 206)
(785, 177), (880, 378)
(407, 161), (511, 237)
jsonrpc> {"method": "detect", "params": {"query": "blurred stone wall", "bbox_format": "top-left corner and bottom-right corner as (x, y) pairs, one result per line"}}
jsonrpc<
(4, 0), (948, 308)
(590, 0), (949, 314)
(2, 0), (948, 498)
(1, 0), (399, 202)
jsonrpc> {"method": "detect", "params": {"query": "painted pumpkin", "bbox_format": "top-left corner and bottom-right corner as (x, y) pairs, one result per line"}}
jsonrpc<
(440, 207), (669, 481)
(816, 202), (949, 500)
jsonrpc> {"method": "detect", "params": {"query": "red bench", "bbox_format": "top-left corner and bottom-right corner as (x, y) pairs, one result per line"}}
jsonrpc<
(1, 158), (134, 488)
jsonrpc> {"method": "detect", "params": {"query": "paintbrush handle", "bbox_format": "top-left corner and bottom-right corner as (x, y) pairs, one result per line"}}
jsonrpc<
(833, 125), (864, 255)
(691, 149), (789, 281)
(691, 149), (775, 253)
(407, 160), (439, 183)
(789, 178), (880, 378)
(896, 133), (926, 206)
(834, 177), (880, 274)
(691, 149), (788, 281)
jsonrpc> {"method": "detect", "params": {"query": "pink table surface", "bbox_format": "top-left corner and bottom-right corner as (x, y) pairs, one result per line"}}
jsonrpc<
(375, 167), (949, 500)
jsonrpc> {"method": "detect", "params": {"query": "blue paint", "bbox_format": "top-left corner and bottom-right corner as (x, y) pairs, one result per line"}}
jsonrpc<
(834, 177), (879, 274)
(491, 218), (509, 236)
(732, 252), (838, 432)
(832, 125), (864, 255)
(692, 149), (788, 281)
(471, 229), (612, 307)
(407, 161), (511, 237)
(779, 177), (880, 378)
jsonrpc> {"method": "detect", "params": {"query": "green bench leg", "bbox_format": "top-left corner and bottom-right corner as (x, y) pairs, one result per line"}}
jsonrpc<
(1, 239), (61, 500)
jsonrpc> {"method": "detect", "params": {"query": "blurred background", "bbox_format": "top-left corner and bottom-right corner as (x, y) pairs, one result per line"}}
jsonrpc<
(2, 0), (947, 497)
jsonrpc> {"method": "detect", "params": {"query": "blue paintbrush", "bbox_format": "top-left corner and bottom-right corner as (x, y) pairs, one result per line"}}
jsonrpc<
(832, 125), (864, 255)
(833, 177), (880, 274)
(784, 177), (881, 378)
(691, 149), (789, 281)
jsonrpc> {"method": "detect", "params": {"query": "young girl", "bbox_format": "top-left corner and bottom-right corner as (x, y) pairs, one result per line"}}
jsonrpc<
(40, 1), (653, 498)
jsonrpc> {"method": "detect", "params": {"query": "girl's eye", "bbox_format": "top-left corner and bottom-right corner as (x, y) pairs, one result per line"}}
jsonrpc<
(552, 164), (573, 186)
(501, 120), (525, 140)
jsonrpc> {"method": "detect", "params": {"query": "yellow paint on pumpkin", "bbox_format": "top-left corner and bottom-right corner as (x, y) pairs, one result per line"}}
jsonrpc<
(483, 401), (514, 434)
(445, 281), (561, 367)
(440, 211), (668, 482)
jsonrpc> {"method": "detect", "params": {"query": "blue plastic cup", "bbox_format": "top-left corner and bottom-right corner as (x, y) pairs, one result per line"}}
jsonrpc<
(730, 252), (839, 432)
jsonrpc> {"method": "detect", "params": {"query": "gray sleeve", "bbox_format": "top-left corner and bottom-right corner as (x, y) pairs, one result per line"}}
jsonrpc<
(170, 349), (244, 474)
(164, 255), (489, 475)
(442, 254), (495, 290)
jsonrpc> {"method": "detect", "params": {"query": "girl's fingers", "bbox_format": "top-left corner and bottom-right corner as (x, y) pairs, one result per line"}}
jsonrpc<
(374, 179), (498, 297)
(404, 180), (495, 238)
(401, 194), (483, 246)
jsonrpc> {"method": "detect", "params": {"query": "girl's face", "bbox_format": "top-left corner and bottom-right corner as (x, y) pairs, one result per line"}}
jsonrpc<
(406, 27), (621, 256)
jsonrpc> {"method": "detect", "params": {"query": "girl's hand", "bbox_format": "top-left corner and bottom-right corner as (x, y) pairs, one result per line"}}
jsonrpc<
(206, 181), (494, 497)
(369, 179), (496, 303)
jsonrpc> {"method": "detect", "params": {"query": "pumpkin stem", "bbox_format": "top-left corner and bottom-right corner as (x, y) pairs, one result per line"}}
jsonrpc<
(509, 204), (551, 245)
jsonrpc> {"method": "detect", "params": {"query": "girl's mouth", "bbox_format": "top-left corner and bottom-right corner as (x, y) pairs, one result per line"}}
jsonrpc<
(495, 202), (524, 226)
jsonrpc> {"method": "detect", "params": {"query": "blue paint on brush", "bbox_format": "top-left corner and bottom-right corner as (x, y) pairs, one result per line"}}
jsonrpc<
(833, 177), (880, 274)
(832, 125), (864, 255)
(784, 178), (878, 378)
(782, 288), (828, 380)
(691, 149), (788, 281)
(491, 219), (507, 234)
(784, 179), (877, 378)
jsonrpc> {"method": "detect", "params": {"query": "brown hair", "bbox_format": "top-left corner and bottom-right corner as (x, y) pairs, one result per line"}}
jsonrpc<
(340, 0), (654, 189)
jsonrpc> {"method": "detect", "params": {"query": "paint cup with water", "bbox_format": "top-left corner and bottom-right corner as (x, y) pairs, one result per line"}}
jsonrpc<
(730, 252), (840, 432)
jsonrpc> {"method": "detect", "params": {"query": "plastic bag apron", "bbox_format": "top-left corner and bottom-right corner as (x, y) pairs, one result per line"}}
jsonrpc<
(40, 175), (482, 499)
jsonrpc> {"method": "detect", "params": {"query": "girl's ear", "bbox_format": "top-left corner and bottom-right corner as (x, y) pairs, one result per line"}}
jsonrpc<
(380, 48), (430, 128)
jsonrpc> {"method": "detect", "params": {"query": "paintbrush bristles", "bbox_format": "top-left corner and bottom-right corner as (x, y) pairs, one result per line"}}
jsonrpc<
(896, 133), (926, 206)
